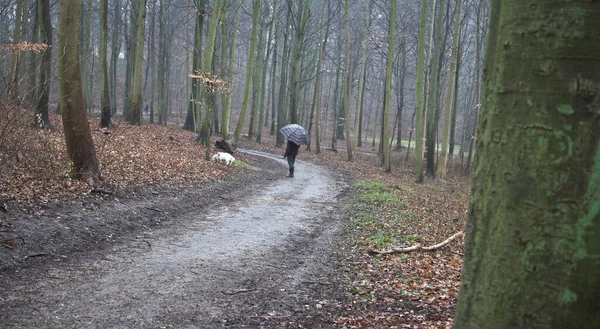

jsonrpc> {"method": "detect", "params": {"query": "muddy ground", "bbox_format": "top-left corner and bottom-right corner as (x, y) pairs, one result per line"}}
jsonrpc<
(0, 150), (355, 328)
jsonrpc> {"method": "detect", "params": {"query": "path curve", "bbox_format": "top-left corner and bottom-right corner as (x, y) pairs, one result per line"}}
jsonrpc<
(0, 150), (349, 328)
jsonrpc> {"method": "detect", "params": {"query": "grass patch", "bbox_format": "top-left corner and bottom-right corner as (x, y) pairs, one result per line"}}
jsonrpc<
(355, 180), (386, 191)
(354, 212), (380, 229)
(371, 230), (402, 248)
(360, 191), (401, 204)
(233, 159), (252, 168)
(355, 180), (402, 205)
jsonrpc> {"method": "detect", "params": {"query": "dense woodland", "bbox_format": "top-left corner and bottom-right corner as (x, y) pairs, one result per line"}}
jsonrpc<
(1, 0), (599, 327)
(1, 0), (489, 181)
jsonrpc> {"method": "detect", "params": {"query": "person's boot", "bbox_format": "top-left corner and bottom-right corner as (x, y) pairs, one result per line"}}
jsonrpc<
(287, 168), (294, 178)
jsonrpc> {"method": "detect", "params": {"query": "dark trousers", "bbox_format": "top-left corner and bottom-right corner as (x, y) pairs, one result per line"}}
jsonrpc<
(287, 156), (296, 171)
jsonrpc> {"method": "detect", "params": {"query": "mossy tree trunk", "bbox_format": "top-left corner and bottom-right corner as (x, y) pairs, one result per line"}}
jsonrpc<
(35, 0), (53, 129)
(99, 0), (111, 128)
(381, 0), (395, 172)
(413, 0), (428, 183)
(9, 0), (24, 98)
(109, 0), (122, 116)
(256, 1), (277, 144)
(308, 0), (329, 154)
(233, 0), (260, 143)
(183, 0), (206, 131)
(198, 0), (223, 158)
(353, 0), (372, 154)
(275, 6), (291, 148)
(221, 0), (242, 139)
(288, 0), (311, 125)
(436, 0), (462, 178)
(454, 1), (600, 328)
(342, 0), (352, 161)
(125, 0), (147, 125)
(425, 0), (445, 178)
(248, 21), (265, 140)
(57, 0), (100, 182)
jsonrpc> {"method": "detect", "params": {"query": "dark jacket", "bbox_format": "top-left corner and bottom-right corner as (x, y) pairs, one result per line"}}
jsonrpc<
(284, 141), (300, 157)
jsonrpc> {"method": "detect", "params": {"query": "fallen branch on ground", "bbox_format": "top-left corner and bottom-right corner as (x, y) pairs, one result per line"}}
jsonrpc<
(369, 231), (464, 256)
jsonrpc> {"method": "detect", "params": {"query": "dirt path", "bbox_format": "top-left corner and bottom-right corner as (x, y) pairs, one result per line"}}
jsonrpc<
(0, 150), (350, 328)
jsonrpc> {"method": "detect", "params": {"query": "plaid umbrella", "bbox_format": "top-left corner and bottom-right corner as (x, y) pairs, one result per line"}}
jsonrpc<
(279, 124), (311, 145)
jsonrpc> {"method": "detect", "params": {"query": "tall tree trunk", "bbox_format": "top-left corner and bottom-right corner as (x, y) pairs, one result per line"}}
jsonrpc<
(288, 0), (311, 124)
(248, 22), (265, 140)
(455, 1), (600, 327)
(342, 0), (353, 161)
(233, 0), (260, 143)
(269, 22), (278, 137)
(331, 34), (343, 149)
(414, 0), (429, 183)
(436, 0), (462, 178)
(308, 0), (328, 154)
(448, 29), (461, 160)
(125, 0), (147, 125)
(425, 0), (446, 178)
(466, 0), (485, 171)
(353, 0), (372, 154)
(394, 43), (406, 151)
(28, 1), (39, 102)
(99, 0), (111, 127)
(183, 0), (206, 131)
(35, 0), (52, 129)
(109, 0), (122, 115)
(257, 1), (277, 144)
(57, 0), (100, 182)
(9, 0), (24, 97)
(198, 0), (223, 159)
(83, 0), (92, 112)
(275, 6), (291, 148)
(148, 0), (156, 124)
(123, 1), (135, 119)
(382, 0), (396, 174)
(221, 0), (242, 139)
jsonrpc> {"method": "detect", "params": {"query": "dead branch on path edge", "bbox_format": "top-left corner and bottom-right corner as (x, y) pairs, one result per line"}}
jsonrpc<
(369, 231), (464, 256)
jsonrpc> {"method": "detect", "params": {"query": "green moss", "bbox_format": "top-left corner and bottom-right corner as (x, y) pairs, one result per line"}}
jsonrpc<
(557, 104), (574, 115)
(559, 288), (578, 305)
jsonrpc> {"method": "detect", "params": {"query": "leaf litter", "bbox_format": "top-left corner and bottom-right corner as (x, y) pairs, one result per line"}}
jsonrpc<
(1, 109), (472, 328)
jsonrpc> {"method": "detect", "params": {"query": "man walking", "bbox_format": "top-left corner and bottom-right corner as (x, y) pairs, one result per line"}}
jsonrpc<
(283, 140), (300, 178)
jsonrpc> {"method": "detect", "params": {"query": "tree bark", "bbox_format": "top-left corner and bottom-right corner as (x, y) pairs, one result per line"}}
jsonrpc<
(425, 0), (446, 178)
(275, 4), (291, 148)
(381, 0), (396, 172)
(183, 0), (206, 131)
(198, 0), (223, 159)
(233, 0), (260, 143)
(436, 0), (462, 178)
(99, 0), (111, 128)
(57, 0), (100, 182)
(35, 0), (53, 129)
(413, 0), (429, 183)
(221, 0), (242, 139)
(353, 0), (372, 154)
(455, 1), (600, 328)
(125, 0), (147, 125)
(288, 0), (311, 125)
(9, 0), (24, 98)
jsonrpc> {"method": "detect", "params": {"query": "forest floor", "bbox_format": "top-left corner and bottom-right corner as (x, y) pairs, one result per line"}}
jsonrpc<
(0, 112), (471, 328)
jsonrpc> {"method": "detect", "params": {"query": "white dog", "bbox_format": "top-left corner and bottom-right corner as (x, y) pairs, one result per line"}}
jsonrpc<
(212, 152), (235, 165)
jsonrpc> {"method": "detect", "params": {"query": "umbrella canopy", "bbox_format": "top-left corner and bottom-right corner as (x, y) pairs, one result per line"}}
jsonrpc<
(279, 124), (311, 145)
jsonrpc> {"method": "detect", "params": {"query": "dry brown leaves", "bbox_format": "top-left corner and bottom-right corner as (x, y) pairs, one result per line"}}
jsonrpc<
(0, 110), (237, 208)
